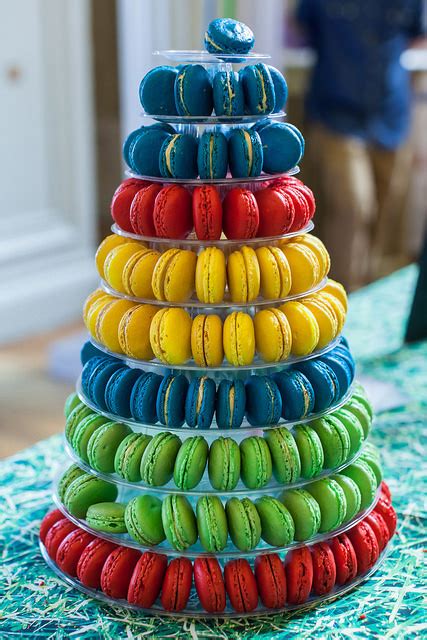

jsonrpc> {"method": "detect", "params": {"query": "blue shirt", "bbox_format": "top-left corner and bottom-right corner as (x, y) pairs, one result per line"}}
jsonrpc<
(297, 0), (425, 148)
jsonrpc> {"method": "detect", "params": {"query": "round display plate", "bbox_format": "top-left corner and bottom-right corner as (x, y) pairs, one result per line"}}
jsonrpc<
(153, 49), (271, 63)
(125, 166), (300, 186)
(142, 110), (285, 125)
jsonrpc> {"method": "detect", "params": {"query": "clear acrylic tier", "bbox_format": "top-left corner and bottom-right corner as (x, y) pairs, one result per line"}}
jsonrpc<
(125, 166), (300, 186)
(153, 50), (271, 63)
(142, 110), (286, 126)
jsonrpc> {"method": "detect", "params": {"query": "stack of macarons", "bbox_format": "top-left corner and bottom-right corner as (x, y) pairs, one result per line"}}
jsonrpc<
(83, 280), (347, 366)
(96, 232), (330, 303)
(111, 177), (315, 241)
(75, 341), (360, 432)
(123, 121), (303, 180)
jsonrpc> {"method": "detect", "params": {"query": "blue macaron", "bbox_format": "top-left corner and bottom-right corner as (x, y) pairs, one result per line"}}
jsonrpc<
(319, 353), (354, 398)
(294, 361), (340, 413)
(86, 360), (124, 411)
(268, 65), (288, 112)
(104, 367), (141, 418)
(339, 335), (350, 349)
(139, 66), (178, 115)
(130, 372), (163, 423)
(240, 64), (275, 115)
(228, 128), (263, 178)
(128, 128), (171, 177)
(215, 380), (246, 429)
(245, 376), (282, 426)
(197, 131), (228, 179)
(259, 122), (304, 174)
(156, 374), (189, 427)
(175, 65), (213, 116)
(159, 133), (198, 179)
(212, 71), (244, 116)
(204, 19), (254, 55)
(185, 376), (216, 429)
(80, 341), (106, 366)
(332, 345), (356, 378)
(251, 118), (273, 134)
(273, 370), (315, 421)
(81, 356), (110, 397)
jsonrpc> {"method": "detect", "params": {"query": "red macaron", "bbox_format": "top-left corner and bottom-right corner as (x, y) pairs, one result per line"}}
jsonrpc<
(130, 183), (163, 236)
(153, 185), (193, 239)
(76, 538), (117, 588)
(364, 512), (390, 553)
(255, 188), (295, 237)
(285, 185), (311, 231)
(111, 178), (150, 233)
(380, 481), (392, 503)
(224, 559), (259, 613)
(101, 546), (141, 599)
(329, 533), (358, 585)
(44, 518), (77, 560)
(254, 554), (287, 609)
(160, 557), (193, 612)
(223, 188), (259, 240)
(128, 552), (168, 608)
(374, 497), (397, 537)
(56, 529), (95, 576)
(39, 509), (64, 544)
(347, 521), (380, 575)
(192, 185), (223, 240)
(310, 542), (337, 596)
(285, 547), (313, 605)
(194, 557), (226, 613)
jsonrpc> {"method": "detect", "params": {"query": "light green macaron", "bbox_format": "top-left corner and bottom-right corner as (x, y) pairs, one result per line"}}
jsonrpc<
(280, 488), (321, 541)
(161, 494), (197, 551)
(174, 436), (209, 490)
(208, 437), (241, 491)
(311, 415), (351, 469)
(87, 422), (132, 473)
(86, 502), (127, 533)
(293, 424), (324, 479)
(240, 436), (272, 489)
(226, 497), (261, 551)
(114, 433), (152, 482)
(265, 427), (301, 484)
(125, 495), (165, 545)
(64, 473), (118, 518)
(140, 432), (182, 487)
(196, 496), (228, 552)
(306, 477), (347, 533)
(71, 414), (110, 462)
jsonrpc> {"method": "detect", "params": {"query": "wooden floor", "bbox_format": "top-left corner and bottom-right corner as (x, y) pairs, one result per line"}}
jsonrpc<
(0, 322), (84, 458)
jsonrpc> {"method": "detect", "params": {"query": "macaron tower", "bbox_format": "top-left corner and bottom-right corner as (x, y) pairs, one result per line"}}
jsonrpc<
(40, 18), (396, 617)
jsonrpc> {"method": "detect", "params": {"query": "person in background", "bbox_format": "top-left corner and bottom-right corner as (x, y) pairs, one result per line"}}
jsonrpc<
(297, 0), (426, 290)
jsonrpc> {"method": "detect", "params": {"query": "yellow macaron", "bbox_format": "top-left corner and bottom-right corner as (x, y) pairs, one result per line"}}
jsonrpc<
(118, 304), (158, 359)
(103, 243), (145, 294)
(254, 308), (292, 362)
(301, 296), (338, 349)
(95, 298), (136, 353)
(191, 314), (224, 367)
(95, 234), (134, 280)
(280, 300), (320, 356)
(227, 246), (260, 303)
(83, 289), (108, 327)
(152, 248), (197, 302)
(122, 249), (160, 299)
(316, 291), (347, 334)
(223, 311), (255, 366)
(323, 279), (348, 312)
(293, 235), (330, 281)
(195, 247), (226, 304)
(256, 246), (292, 300)
(85, 294), (114, 336)
(150, 307), (192, 365)
(281, 242), (320, 295)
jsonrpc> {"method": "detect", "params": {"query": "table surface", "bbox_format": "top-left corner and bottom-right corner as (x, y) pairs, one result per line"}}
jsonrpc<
(1, 266), (426, 639)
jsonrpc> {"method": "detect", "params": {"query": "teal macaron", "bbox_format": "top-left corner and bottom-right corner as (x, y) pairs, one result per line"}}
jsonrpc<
(114, 433), (152, 482)
(240, 63), (275, 115)
(64, 473), (118, 519)
(58, 464), (85, 502)
(140, 432), (182, 487)
(334, 408), (365, 456)
(196, 496), (228, 552)
(174, 64), (213, 116)
(255, 496), (295, 546)
(225, 497), (261, 551)
(124, 495), (165, 545)
(197, 131), (228, 179)
(293, 424), (324, 479)
(331, 474), (362, 522)
(71, 414), (110, 463)
(311, 415), (351, 469)
(265, 427), (301, 484)
(212, 70), (244, 116)
(208, 437), (241, 491)
(280, 488), (321, 541)
(228, 128), (263, 178)
(86, 502), (127, 533)
(173, 436), (209, 490)
(159, 133), (198, 179)
(161, 494), (197, 551)
(240, 436), (272, 489)
(87, 422), (132, 473)
(306, 478), (347, 533)
(340, 460), (379, 510)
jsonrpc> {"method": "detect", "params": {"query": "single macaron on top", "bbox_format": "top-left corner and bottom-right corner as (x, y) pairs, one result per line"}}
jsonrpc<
(204, 18), (255, 55)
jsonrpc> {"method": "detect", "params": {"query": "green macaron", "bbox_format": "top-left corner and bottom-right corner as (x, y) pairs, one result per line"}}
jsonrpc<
(334, 408), (365, 456)
(87, 422), (132, 473)
(196, 496), (228, 552)
(173, 436), (209, 490)
(64, 473), (118, 518)
(352, 383), (373, 419)
(65, 404), (93, 443)
(58, 464), (85, 502)
(306, 478), (347, 533)
(125, 495), (165, 545)
(140, 432), (181, 487)
(86, 502), (127, 533)
(162, 494), (197, 551)
(240, 436), (272, 489)
(265, 427), (301, 484)
(340, 460), (378, 510)
(64, 392), (81, 418)
(293, 424), (324, 479)
(208, 437), (241, 491)
(255, 496), (295, 547)
(331, 473), (362, 522)
(344, 398), (372, 439)
(359, 446), (383, 485)
(71, 414), (110, 462)
(114, 433), (152, 482)
(225, 497), (261, 551)
(280, 488), (321, 541)
(311, 415), (351, 469)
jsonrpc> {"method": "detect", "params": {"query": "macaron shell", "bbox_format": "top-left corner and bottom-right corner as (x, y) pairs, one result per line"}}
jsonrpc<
(44, 519), (78, 560)
(331, 474), (362, 522)
(194, 557), (226, 613)
(125, 495), (165, 545)
(266, 427), (301, 484)
(341, 460), (378, 510)
(118, 304), (158, 359)
(96, 299), (137, 354)
(306, 478), (347, 533)
(39, 509), (64, 544)
(226, 497), (261, 552)
(192, 185), (223, 241)
(160, 557), (193, 612)
(280, 488), (321, 541)
(208, 436), (241, 491)
(227, 246), (260, 303)
(240, 436), (272, 489)
(125, 249), (160, 298)
(140, 432), (181, 486)
(64, 474), (119, 519)
(302, 297), (338, 349)
(223, 188), (259, 240)
(330, 533), (358, 585)
(129, 183), (163, 236)
(87, 422), (132, 473)
(255, 188), (295, 237)
(347, 520), (380, 574)
(364, 511), (390, 552)
(153, 184), (193, 240)
(374, 496), (397, 537)
(96, 234), (131, 279)
(161, 494), (197, 551)
(255, 496), (295, 546)
(256, 246), (292, 300)
(285, 546), (313, 604)
(196, 496), (228, 552)
(223, 311), (255, 366)
(254, 554), (287, 609)
(195, 247), (226, 304)
(293, 424), (324, 479)
(310, 542), (337, 595)
(254, 308), (292, 363)
(76, 538), (117, 588)
(56, 529), (94, 576)
(104, 243), (144, 293)
(153, 248), (197, 302)
(224, 559), (259, 612)
(173, 436), (209, 490)
(127, 552), (168, 608)
(281, 242), (320, 295)
(150, 307), (192, 365)
(101, 546), (141, 599)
